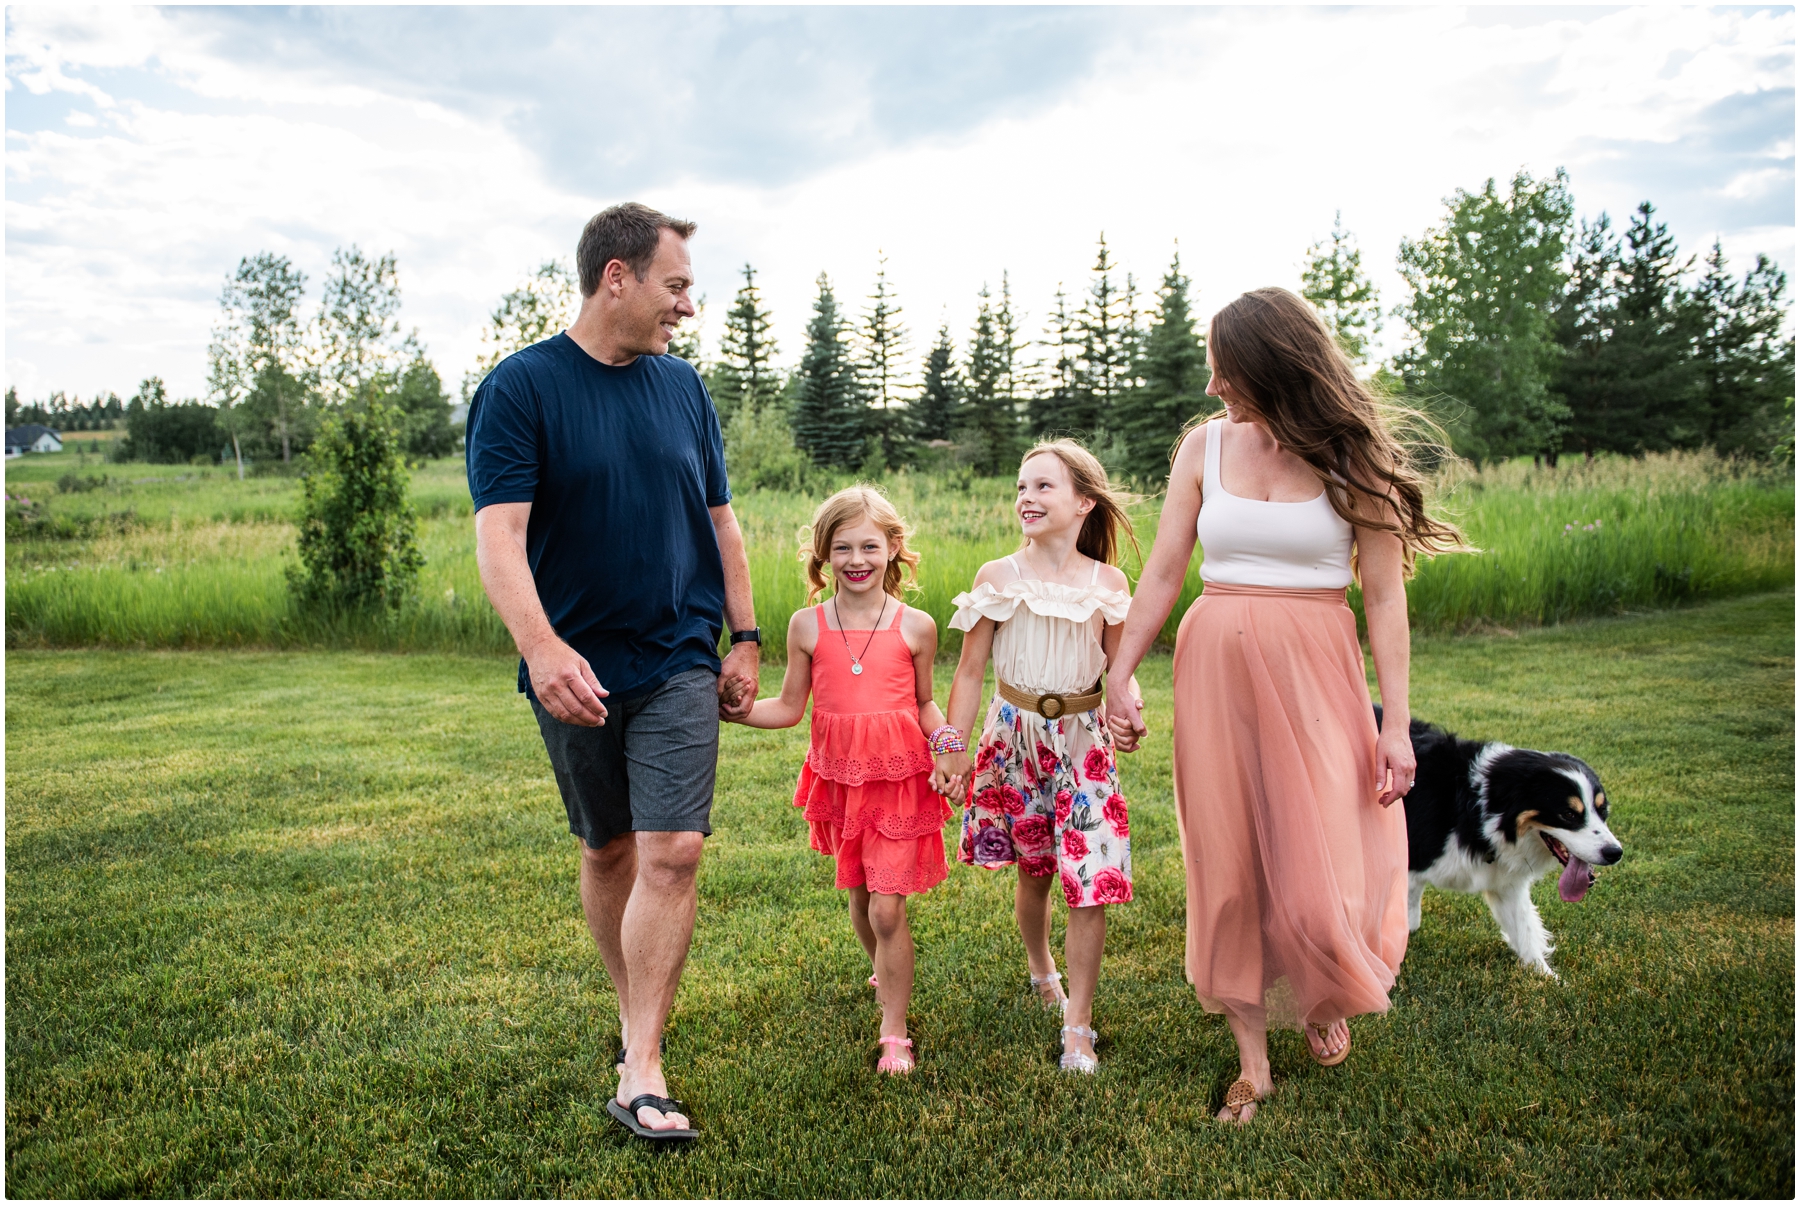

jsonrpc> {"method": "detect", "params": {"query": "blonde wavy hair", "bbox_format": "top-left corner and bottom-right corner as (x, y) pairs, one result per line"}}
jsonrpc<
(800, 485), (922, 603)
(1018, 439), (1141, 567)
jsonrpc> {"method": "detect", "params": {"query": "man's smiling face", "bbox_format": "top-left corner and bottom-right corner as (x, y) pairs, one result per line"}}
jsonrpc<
(615, 227), (696, 356)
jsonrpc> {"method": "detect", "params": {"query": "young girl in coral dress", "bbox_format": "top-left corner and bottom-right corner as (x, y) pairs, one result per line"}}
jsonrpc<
(739, 486), (958, 1075)
(935, 440), (1139, 1074)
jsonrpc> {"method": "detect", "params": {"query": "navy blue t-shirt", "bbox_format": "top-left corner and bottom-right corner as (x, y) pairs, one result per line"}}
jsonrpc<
(466, 334), (732, 702)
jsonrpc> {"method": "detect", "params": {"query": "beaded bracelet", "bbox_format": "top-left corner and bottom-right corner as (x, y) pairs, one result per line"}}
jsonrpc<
(927, 724), (968, 756)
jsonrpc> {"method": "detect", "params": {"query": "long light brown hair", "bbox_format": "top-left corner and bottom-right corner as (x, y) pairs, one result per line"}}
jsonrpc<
(1018, 439), (1141, 567)
(1205, 287), (1468, 575)
(800, 485), (922, 603)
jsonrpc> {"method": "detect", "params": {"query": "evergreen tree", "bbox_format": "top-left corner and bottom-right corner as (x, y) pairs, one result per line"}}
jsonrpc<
(1114, 247), (1210, 482)
(1558, 202), (1703, 454)
(790, 273), (868, 470)
(996, 272), (1031, 419)
(1693, 241), (1793, 456)
(915, 322), (961, 442)
(1301, 212), (1382, 364)
(957, 285), (1022, 475)
(1395, 169), (1575, 463)
(859, 253), (913, 466)
(717, 264), (781, 422)
(1030, 286), (1082, 435)
(1074, 234), (1132, 435)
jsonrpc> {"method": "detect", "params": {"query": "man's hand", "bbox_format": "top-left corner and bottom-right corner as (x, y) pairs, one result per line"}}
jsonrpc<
(526, 636), (610, 726)
(718, 641), (758, 722)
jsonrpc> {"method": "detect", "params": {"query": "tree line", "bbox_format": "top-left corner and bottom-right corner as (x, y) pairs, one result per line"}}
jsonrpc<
(5, 248), (458, 470)
(673, 168), (1791, 483)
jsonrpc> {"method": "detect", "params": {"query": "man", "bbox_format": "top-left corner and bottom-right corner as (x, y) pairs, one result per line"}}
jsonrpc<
(467, 203), (759, 1141)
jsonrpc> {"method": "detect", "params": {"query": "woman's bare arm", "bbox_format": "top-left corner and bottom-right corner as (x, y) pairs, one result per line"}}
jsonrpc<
(1357, 523), (1416, 808)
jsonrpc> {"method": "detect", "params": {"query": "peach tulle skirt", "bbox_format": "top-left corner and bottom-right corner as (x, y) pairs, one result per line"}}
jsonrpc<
(1171, 583), (1409, 1032)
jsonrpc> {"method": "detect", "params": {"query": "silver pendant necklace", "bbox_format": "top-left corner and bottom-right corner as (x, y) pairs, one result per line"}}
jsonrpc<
(833, 592), (887, 675)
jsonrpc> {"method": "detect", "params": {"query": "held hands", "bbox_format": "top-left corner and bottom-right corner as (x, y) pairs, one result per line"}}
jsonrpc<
(525, 636), (610, 727)
(718, 641), (759, 722)
(1103, 670), (1146, 753)
(1374, 719), (1416, 809)
(931, 750), (971, 801)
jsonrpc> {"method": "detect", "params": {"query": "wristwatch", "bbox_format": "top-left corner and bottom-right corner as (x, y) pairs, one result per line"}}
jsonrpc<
(729, 628), (761, 646)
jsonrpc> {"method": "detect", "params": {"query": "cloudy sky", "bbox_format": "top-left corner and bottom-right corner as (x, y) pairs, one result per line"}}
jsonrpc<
(6, 4), (1794, 402)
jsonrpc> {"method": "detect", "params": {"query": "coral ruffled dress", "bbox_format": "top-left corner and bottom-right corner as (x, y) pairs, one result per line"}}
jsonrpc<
(796, 602), (951, 896)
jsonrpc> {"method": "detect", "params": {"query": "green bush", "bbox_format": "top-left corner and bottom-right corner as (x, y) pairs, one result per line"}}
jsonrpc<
(724, 403), (814, 493)
(287, 403), (424, 613)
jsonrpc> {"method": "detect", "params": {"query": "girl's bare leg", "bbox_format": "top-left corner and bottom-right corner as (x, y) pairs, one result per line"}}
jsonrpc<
(866, 892), (914, 1043)
(848, 884), (877, 965)
(1062, 904), (1105, 1061)
(1014, 870), (1064, 1006)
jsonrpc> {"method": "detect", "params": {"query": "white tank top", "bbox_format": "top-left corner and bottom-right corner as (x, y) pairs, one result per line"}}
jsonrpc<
(1197, 419), (1354, 588)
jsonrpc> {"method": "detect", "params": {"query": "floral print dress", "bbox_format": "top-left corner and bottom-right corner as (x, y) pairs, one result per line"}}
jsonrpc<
(950, 558), (1134, 908)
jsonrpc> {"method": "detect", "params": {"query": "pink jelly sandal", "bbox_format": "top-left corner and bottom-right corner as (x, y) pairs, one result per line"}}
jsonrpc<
(875, 1035), (914, 1075)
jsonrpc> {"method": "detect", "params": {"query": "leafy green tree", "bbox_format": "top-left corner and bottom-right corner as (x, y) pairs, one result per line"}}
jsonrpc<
(1395, 168), (1575, 463)
(118, 378), (223, 464)
(289, 402), (424, 614)
(388, 357), (457, 460)
(1301, 212), (1382, 364)
(791, 273), (868, 470)
(210, 252), (311, 468)
(5, 386), (19, 425)
(468, 260), (577, 398)
(914, 322), (961, 442)
(1030, 286), (1082, 435)
(957, 284), (1022, 475)
(859, 254), (913, 466)
(1693, 241), (1794, 457)
(1114, 247), (1209, 482)
(316, 246), (414, 409)
(1558, 203), (1703, 455)
(715, 264), (781, 423)
(667, 294), (705, 365)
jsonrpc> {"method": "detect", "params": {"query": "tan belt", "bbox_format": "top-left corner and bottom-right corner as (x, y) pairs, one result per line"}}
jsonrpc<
(996, 678), (1103, 720)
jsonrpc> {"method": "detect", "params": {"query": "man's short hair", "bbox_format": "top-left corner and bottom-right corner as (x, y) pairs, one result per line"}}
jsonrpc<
(576, 203), (698, 296)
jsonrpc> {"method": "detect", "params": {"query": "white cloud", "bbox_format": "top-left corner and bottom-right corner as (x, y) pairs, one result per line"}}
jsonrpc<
(4, 4), (1792, 402)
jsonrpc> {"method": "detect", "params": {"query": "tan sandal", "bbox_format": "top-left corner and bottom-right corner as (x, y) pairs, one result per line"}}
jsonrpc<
(1220, 1077), (1262, 1122)
(1308, 1021), (1350, 1067)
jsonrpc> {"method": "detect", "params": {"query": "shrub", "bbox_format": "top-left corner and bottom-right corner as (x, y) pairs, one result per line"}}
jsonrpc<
(288, 403), (424, 613)
(724, 403), (813, 493)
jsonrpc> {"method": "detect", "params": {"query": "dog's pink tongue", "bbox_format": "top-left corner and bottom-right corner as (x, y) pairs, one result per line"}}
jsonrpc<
(1558, 856), (1593, 902)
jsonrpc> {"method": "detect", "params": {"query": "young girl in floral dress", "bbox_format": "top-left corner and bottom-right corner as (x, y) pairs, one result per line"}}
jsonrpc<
(739, 486), (959, 1075)
(935, 440), (1139, 1074)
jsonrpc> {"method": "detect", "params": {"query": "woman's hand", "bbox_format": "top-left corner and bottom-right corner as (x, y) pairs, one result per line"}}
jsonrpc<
(1104, 670), (1146, 753)
(1374, 719), (1416, 809)
(932, 751), (971, 800)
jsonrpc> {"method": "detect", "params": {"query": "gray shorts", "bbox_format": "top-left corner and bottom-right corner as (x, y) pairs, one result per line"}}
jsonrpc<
(530, 666), (720, 849)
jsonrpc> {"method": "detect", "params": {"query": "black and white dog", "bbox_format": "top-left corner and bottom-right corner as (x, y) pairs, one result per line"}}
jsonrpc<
(1378, 706), (1623, 977)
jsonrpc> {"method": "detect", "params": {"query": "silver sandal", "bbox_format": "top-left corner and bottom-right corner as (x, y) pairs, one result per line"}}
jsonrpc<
(1029, 970), (1068, 1013)
(1059, 1024), (1099, 1074)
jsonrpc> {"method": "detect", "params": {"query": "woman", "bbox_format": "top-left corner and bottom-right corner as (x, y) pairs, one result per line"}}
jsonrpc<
(1104, 287), (1465, 1125)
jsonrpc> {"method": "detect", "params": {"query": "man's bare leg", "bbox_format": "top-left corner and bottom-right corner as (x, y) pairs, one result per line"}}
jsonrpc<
(615, 829), (704, 1132)
(579, 834), (637, 1047)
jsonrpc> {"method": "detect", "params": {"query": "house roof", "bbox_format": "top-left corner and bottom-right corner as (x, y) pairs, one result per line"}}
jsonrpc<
(6, 425), (61, 445)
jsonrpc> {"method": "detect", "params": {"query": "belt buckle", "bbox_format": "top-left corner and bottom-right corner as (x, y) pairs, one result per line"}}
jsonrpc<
(1037, 692), (1066, 719)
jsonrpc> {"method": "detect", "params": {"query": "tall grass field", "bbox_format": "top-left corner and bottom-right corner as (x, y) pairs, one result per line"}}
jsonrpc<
(6, 449), (1792, 657)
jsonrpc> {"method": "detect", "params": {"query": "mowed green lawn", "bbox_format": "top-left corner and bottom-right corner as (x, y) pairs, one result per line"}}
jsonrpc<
(6, 592), (1793, 1198)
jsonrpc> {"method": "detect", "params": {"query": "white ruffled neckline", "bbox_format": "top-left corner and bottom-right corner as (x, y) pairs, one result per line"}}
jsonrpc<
(949, 578), (1131, 629)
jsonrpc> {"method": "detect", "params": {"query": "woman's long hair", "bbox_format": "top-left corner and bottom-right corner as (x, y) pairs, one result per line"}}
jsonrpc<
(1205, 287), (1468, 576)
(1018, 439), (1141, 567)
(799, 485), (922, 603)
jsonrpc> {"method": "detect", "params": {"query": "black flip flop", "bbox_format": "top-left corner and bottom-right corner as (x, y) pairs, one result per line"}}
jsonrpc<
(614, 1035), (668, 1068)
(607, 1093), (698, 1141)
